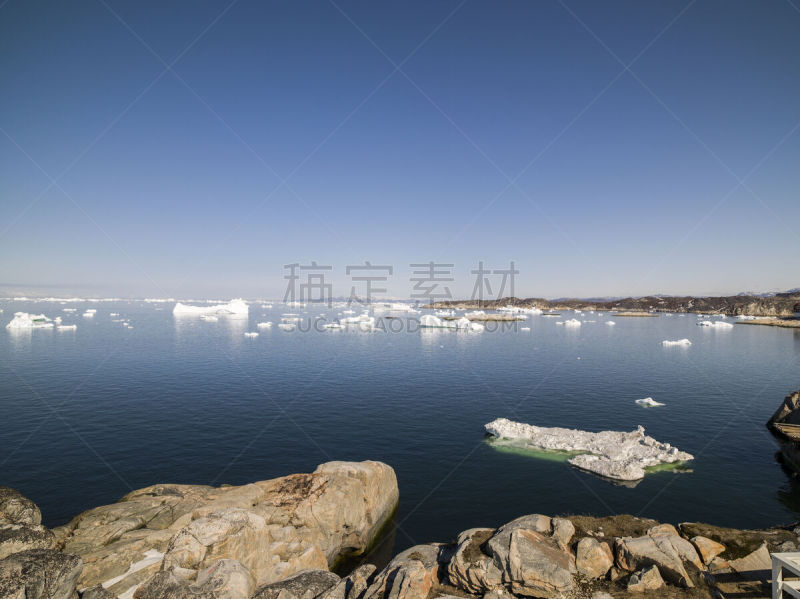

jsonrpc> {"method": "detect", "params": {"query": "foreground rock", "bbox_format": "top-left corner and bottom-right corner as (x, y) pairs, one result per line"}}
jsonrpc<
(485, 418), (693, 481)
(54, 461), (397, 598)
(0, 485), (56, 560)
(0, 548), (82, 599)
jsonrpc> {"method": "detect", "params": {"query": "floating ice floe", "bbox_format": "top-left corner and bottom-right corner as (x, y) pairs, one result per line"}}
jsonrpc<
(464, 310), (485, 319)
(697, 320), (733, 329)
(57, 324), (77, 331)
(256, 321), (272, 328)
(485, 418), (692, 481)
(606, 321), (616, 326)
(735, 314), (755, 320)
(6, 313), (54, 329)
(635, 397), (665, 407)
(323, 323), (344, 330)
(563, 318), (582, 327)
(244, 332), (259, 338)
(521, 327), (531, 332)
(434, 309), (455, 317)
(661, 339), (692, 347)
(278, 323), (295, 331)
(63, 308), (77, 313)
(172, 299), (248, 316)
(110, 313), (119, 317)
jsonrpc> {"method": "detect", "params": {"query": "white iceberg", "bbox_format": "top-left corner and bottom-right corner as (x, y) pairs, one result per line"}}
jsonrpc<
(661, 339), (692, 347)
(57, 324), (77, 331)
(6, 313), (54, 329)
(564, 318), (581, 327)
(420, 314), (443, 328)
(173, 299), (248, 316)
(434, 309), (455, 317)
(278, 323), (295, 331)
(464, 310), (485, 318)
(735, 315), (755, 320)
(63, 308), (77, 313)
(635, 397), (665, 407)
(697, 320), (733, 329)
(521, 327), (531, 332)
(244, 332), (259, 338)
(606, 321), (616, 326)
(256, 321), (272, 328)
(485, 418), (692, 481)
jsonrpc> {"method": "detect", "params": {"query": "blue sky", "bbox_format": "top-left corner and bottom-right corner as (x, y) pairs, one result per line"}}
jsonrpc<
(1, 1), (798, 299)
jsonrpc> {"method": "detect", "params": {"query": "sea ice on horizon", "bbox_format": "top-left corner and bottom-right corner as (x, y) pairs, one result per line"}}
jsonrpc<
(173, 299), (248, 316)
(484, 417), (692, 481)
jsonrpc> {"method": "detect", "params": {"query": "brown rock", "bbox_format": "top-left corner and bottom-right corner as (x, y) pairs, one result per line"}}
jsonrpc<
(445, 528), (502, 594)
(364, 544), (443, 599)
(54, 461), (397, 596)
(575, 537), (613, 579)
(691, 536), (726, 565)
(0, 487), (42, 526)
(626, 565), (664, 592)
(615, 525), (703, 588)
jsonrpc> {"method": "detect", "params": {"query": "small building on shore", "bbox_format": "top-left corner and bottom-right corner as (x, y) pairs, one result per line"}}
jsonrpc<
(794, 303), (800, 319)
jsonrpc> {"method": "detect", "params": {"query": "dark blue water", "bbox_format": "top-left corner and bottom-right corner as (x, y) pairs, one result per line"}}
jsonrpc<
(2, 300), (800, 553)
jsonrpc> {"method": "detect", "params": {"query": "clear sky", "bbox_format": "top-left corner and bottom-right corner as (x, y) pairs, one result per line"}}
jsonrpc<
(1, 1), (798, 300)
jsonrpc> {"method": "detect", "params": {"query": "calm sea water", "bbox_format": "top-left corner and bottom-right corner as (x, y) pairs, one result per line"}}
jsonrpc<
(2, 300), (800, 555)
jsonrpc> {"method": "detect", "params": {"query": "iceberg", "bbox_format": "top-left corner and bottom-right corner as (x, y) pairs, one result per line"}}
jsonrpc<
(606, 321), (616, 325)
(172, 299), (248, 316)
(635, 397), (665, 407)
(244, 332), (259, 338)
(57, 324), (77, 331)
(736, 315), (755, 320)
(564, 318), (581, 327)
(661, 339), (692, 346)
(464, 310), (485, 319)
(256, 321), (272, 328)
(62, 308), (77, 313)
(6, 313), (54, 329)
(278, 323), (295, 331)
(521, 327), (531, 332)
(697, 320), (733, 329)
(420, 314), (443, 328)
(485, 418), (692, 481)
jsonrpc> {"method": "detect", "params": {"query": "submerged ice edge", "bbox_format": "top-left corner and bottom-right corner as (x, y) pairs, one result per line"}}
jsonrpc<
(484, 417), (692, 481)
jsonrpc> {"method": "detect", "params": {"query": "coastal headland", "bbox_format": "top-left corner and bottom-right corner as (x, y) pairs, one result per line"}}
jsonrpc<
(427, 291), (800, 318)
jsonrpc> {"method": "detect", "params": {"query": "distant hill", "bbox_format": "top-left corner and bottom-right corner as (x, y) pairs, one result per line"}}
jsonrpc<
(429, 291), (800, 317)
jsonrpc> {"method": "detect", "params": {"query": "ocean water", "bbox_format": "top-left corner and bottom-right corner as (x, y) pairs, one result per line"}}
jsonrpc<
(2, 300), (800, 556)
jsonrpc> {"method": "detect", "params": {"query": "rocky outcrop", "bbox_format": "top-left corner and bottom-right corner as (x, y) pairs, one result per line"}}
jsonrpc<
(50, 461), (397, 598)
(768, 390), (800, 429)
(0, 548), (82, 599)
(0, 485), (55, 560)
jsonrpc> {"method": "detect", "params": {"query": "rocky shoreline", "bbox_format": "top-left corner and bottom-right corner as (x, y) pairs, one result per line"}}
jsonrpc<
(3, 459), (796, 599)
(428, 292), (800, 318)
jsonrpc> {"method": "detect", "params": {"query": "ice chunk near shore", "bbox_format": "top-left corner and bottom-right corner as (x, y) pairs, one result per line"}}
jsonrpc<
(6, 313), (54, 329)
(464, 310), (485, 319)
(485, 418), (692, 481)
(736, 315), (755, 320)
(172, 299), (248, 316)
(661, 339), (692, 346)
(635, 397), (665, 407)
